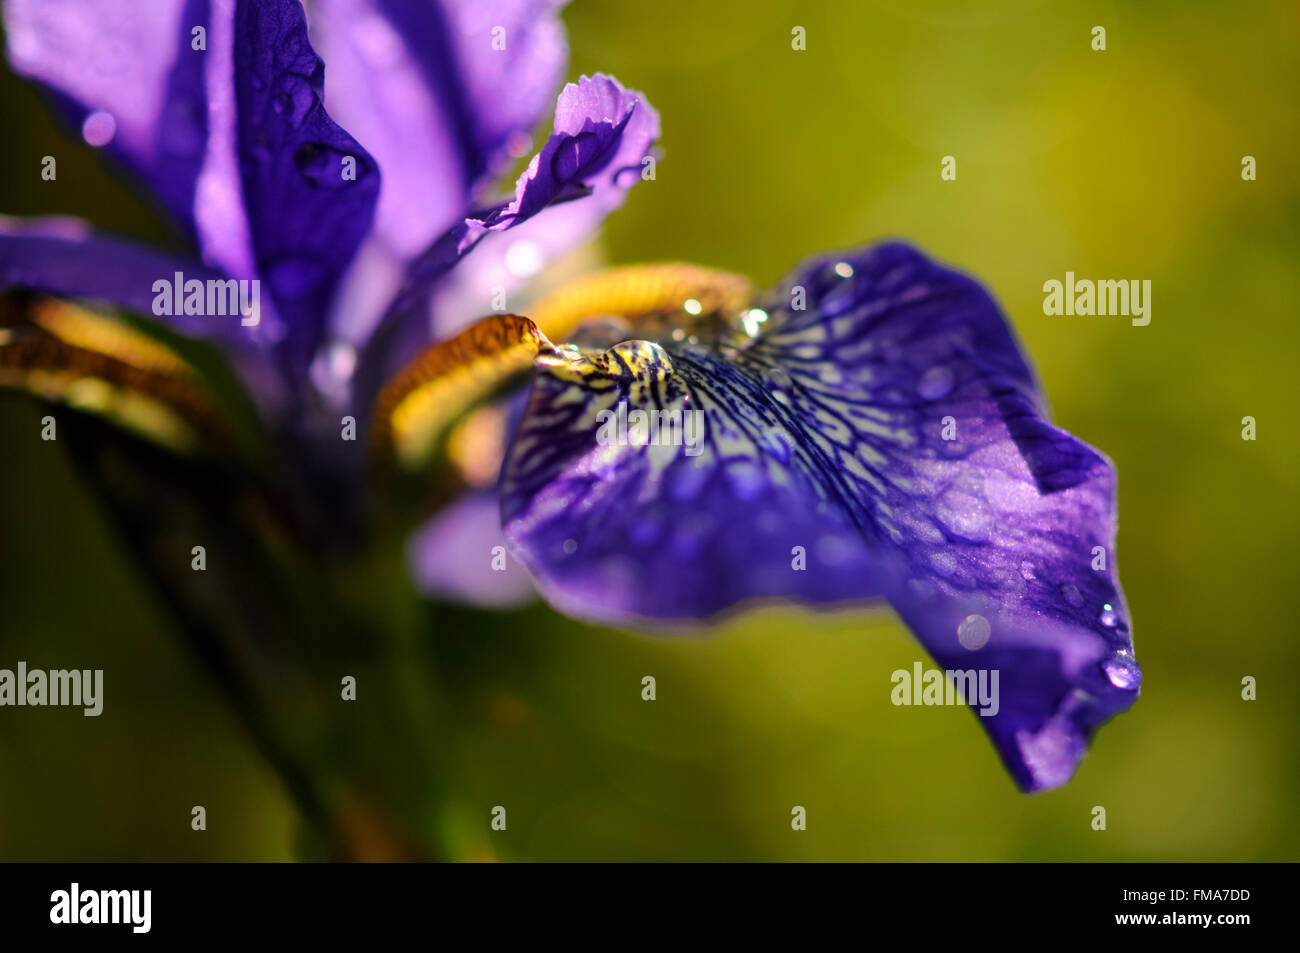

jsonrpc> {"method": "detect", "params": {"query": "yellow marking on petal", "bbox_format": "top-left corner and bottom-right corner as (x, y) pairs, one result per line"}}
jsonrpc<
(534, 339), (674, 385)
(31, 299), (190, 375)
(0, 298), (231, 453)
(527, 263), (754, 342)
(373, 313), (549, 470)
(0, 330), (221, 453)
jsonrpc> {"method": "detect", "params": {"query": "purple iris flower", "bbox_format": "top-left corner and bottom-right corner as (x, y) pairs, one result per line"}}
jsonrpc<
(0, 0), (1138, 795)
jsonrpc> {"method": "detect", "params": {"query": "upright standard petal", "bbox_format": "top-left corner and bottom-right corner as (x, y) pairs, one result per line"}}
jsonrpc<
(439, 0), (569, 181)
(3, 0), (210, 230)
(400, 73), (657, 314)
(230, 0), (380, 378)
(500, 242), (1139, 791)
(427, 71), (662, 339)
(309, 0), (569, 260)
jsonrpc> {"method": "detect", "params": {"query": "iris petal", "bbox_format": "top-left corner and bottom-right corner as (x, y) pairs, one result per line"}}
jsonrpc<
(233, 0), (380, 377)
(314, 0), (568, 257)
(408, 73), (657, 312)
(0, 216), (284, 410)
(3, 0), (209, 232)
(501, 242), (1139, 791)
(356, 73), (658, 406)
(0, 299), (231, 454)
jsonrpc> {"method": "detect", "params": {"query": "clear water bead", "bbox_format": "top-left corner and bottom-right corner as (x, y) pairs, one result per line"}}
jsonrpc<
(1102, 657), (1141, 690)
(957, 614), (991, 650)
(917, 365), (954, 400)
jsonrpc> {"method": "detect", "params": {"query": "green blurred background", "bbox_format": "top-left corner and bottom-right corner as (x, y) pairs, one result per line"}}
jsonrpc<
(1, 0), (1297, 860)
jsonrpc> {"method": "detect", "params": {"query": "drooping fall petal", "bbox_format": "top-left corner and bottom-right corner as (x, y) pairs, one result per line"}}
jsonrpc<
(499, 242), (1139, 791)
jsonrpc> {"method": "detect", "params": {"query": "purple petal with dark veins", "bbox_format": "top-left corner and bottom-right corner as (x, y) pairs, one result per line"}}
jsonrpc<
(500, 242), (1139, 791)
(3, 0), (210, 232)
(233, 0), (380, 377)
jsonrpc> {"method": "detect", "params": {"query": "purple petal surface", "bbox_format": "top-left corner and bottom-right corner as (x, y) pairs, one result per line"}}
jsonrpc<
(500, 242), (1139, 791)
(0, 216), (283, 409)
(356, 73), (657, 408)
(408, 490), (536, 608)
(3, 0), (210, 231)
(407, 73), (657, 311)
(233, 0), (380, 377)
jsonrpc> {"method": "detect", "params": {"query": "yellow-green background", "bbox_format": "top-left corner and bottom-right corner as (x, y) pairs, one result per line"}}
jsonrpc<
(1, 0), (1296, 860)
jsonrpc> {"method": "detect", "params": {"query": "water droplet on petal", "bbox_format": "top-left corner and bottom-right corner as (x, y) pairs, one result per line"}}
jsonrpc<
(1061, 584), (1084, 607)
(1100, 603), (1119, 627)
(741, 308), (768, 337)
(833, 261), (854, 278)
(1102, 656), (1141, 689)
(761, 365), (794, 405)
(917, 365), (954, 400)
(957, 613), (991, 650)
(81, 110), (116, 147)
(562, 538), (578, 555)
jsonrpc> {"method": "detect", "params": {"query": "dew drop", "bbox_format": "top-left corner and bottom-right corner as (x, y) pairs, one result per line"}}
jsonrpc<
(1061, 584), (1084, 607)
(741, 308), (768, 337)
(1102, 656), (1141, 690)
(957, 613), (991, 650)
(917, 365), (954, 400)
(762, 365), (794, 405)
(1100, 603), (1119, 628)
(81, 110), (116, 147)
(562, 538), (578, 555)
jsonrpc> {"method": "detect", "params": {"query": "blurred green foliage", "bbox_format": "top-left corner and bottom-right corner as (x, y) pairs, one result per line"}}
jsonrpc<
(1, 0), (1297, 860)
